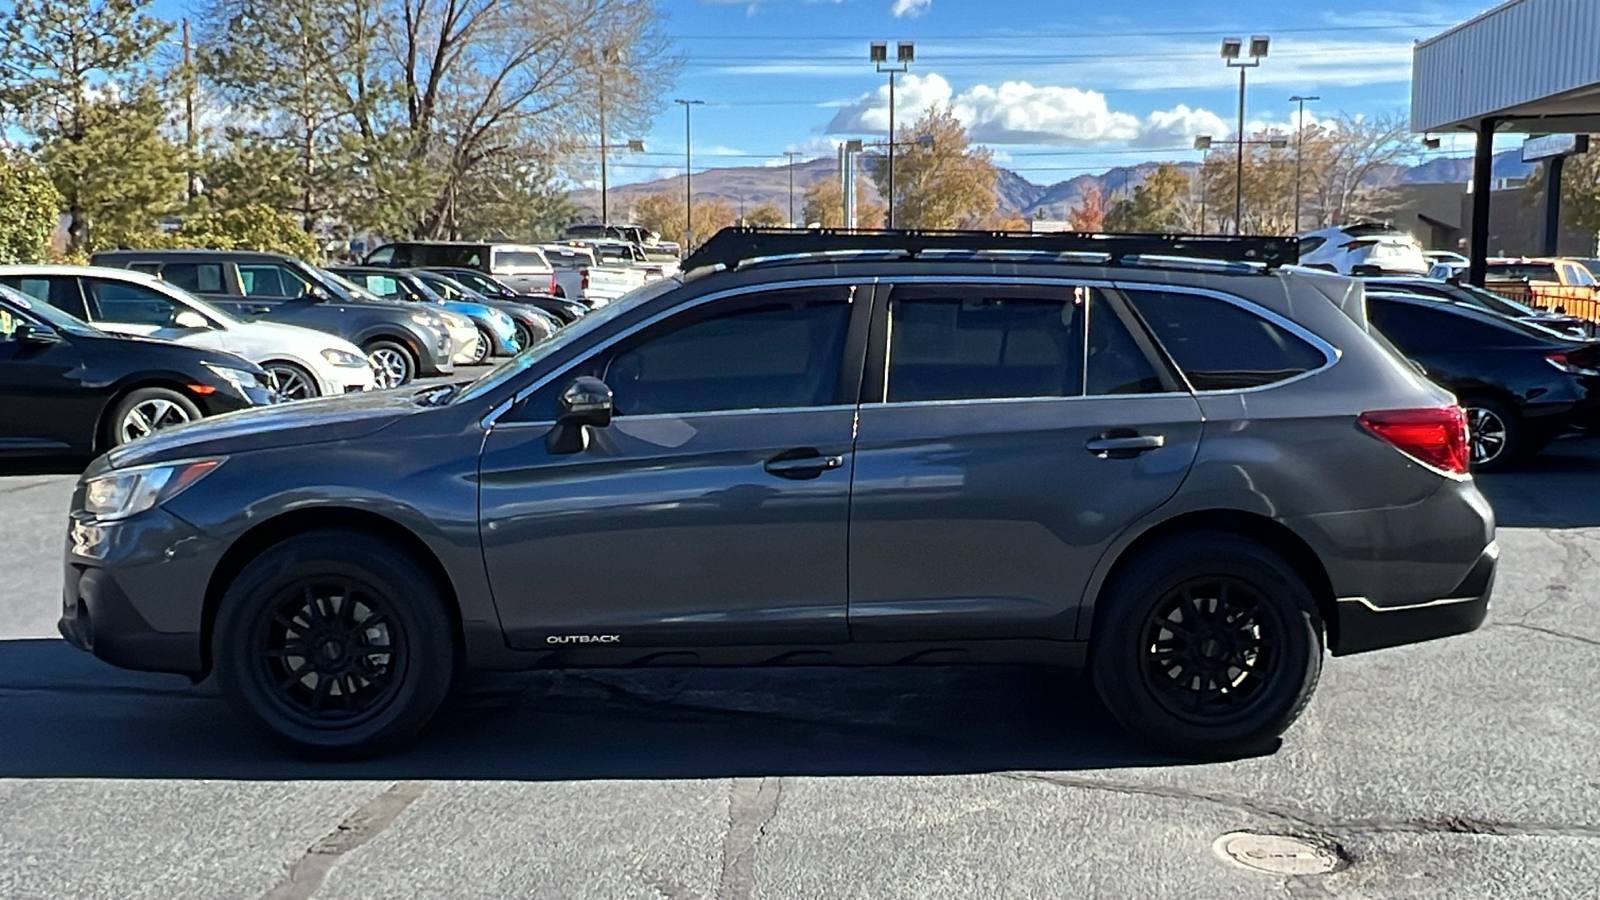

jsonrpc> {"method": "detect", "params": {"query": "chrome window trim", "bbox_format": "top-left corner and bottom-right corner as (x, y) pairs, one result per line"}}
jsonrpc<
(493, 403), (860, 431)
(1111, 281), (1342, 395)
(859, 391), (1192, 411)
(481, 276), (867, 429)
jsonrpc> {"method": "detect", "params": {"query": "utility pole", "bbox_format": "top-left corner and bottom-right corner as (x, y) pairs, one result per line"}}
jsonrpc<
(182, 18), (196, 203)
(1289, 95), (1320, 234)
(674, 99), (704, 245)
(598, 76), (608, 226)
(784, 151), (803, 225)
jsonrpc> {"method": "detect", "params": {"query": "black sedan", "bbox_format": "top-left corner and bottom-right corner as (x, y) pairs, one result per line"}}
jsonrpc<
(420, 266), (588, 324)
(0, 285), (274, 460)
(1367, 276), (1597, 339)
(1367, 291), (1600, 469)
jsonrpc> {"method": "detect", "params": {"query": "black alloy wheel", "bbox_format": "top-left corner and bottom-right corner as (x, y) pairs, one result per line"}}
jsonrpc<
(471, 326), (493, 364)
(1091, 531), (1322, 758)
(213, 530), (455, 758)
(1465, 397), (1521, 471)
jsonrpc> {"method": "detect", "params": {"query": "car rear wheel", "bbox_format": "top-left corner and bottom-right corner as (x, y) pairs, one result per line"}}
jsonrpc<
(1091, 531), (1323, 758)
(1464, 397), (1522, 471)
(106, 387), (202, 447)
(511, 321), (532, 351)
(364, 340), (415, 389)
(262, 361), (320, 401)
(471, 326), (493, 364)
(212, 530), (456, 759)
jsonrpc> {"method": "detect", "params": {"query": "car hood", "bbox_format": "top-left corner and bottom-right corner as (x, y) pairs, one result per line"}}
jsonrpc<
(100, 389), (422, 472)
(236, 319), (363, 354)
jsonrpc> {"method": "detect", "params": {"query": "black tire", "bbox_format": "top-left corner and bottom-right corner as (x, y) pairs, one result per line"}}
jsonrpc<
(212, 530), (456, 759)
(363, 339), (416, 389)
(1090, 531), (1323, 758)
(471, 325), (493, 364)
(1463, 396), (1522, 472)
(104, 387), (203, 448)
(511, 321), (532, 352)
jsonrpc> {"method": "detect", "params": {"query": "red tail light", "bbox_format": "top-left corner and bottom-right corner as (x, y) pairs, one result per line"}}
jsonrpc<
(581, 269), (590, 290)
(1359, 407), (1470, 475)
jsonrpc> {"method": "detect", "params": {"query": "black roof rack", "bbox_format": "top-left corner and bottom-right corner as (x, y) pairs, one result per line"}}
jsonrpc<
(681, 227), (1299, 273)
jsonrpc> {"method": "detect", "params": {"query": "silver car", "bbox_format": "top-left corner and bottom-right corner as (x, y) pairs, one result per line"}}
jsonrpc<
(58, 230), (1495, 759)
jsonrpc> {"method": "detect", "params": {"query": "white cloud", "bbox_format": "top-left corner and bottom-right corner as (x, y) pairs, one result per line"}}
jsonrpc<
(891, 0), (930, 17)
(826, 73), (1229, 148)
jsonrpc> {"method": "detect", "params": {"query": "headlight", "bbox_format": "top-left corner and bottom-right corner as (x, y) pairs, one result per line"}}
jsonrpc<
(321, 348), (367, 367)
(203, 362), (257, 395)
(410, 310), (440, 328)
(82, 458), (223, 522)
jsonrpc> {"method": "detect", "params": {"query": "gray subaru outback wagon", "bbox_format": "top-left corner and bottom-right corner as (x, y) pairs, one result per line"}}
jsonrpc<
(59, 229), (1495, 759)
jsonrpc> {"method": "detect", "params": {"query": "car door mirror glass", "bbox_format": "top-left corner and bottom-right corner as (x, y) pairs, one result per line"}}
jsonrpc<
(172, 310), (209, 329)
(14, 322), (59, 345)
(547, 376), (612, 455)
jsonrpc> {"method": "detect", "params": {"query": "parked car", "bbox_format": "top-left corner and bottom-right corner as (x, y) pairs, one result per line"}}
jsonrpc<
(408, 269), (560, 350)
(329, 266), (515, 365)
(1366, 291), (1600, 469)
(89, 250), (453, 389)
(1484, 258), (1599, 318)
(58, 228), (1495, 761)
(1426, 250), (1469, 267)
(1366, 276), (1597, 339)
(0, 265), (375, 401)
(0, 284), (274, 458)
(361, 242), (560, 297)
(1426, 260), (1468, 282)
(540, 244), (595, 303)
(422, 266), (587, 324)
(1296, 224), (1430, 276)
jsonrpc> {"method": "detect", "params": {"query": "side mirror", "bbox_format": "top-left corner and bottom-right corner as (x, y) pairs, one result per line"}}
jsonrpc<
(172, 310), (209, 329)
(307, 285), (331, 302)
(13, 322), (59, 345)
(546, 376), (612, 454)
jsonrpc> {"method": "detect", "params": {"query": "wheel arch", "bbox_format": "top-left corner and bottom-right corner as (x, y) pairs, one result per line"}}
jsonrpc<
(199, 506), (465, 678)
(94, 377), (215, 455)
(1084, 509), (1337, 648)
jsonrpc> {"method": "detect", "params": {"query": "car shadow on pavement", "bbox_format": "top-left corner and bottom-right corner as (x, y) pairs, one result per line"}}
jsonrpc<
(0, 638), (1198, 780)
(1476, 435), (1600, 528)
(0, 460), (84, 477)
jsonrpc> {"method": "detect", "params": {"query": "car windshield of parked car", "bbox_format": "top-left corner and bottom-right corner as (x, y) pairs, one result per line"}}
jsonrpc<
(453, 277), (680, 405)
(1488, 263), (1559, 282)
(319, 268), (390, 303)
(0, 284), (100, 336)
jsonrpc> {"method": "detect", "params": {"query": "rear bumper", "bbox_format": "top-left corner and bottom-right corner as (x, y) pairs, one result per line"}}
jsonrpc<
(1329, 541), (1496, 656)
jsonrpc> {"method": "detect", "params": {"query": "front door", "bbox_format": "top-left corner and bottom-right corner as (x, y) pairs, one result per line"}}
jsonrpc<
(479, 283), (869, 651)
(0, 298), (90, 454)
(847, 282), (1204, 642)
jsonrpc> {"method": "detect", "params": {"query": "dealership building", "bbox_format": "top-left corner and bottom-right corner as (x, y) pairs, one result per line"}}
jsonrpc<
(1413, 0), (1600, 281)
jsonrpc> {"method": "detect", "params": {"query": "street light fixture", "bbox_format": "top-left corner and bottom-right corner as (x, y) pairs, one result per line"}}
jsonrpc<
(1289, 94), (1320, 234)
(871, 40), (914, 228)
(1223, 34), (1268, 235)
(674, 99), (705, 245)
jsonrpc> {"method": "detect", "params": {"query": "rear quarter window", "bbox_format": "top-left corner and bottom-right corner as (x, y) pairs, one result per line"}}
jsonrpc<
(1125, 289), (1328, 391)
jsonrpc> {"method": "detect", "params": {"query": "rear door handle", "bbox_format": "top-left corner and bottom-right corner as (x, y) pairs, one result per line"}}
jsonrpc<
(1085, 434), (1164, 456)
(764, 451), (844, 479)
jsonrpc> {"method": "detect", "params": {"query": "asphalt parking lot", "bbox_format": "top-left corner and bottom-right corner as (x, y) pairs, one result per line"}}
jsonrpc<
(1, 417), (1597, 898)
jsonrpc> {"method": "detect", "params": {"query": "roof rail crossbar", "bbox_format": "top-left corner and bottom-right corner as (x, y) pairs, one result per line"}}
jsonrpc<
(681, 227), (1298, 272)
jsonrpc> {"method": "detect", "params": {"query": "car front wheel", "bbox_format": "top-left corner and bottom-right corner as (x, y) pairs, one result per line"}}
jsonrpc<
(212, 530), (456, 759)
(364, 340), (415, 389)
(1090, 531), (1323, 758)
(107, 387), (202, 447)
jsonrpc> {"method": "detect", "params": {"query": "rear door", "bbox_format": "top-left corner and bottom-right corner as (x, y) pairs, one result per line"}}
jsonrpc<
(847, 281), (1203, 642)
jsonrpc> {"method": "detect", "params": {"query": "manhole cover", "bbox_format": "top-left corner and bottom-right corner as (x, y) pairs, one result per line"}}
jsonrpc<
(1213, 832), (1345, 876)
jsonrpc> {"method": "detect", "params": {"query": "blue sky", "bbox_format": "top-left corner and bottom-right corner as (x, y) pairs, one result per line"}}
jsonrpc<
(147, 0), (1505, 187)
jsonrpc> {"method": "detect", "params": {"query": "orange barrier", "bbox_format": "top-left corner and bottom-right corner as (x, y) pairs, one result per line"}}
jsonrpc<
(1485, 282), (1600, 322)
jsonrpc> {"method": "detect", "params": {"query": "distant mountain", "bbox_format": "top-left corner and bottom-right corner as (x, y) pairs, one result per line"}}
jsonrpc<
(569, 149), (1521, 223)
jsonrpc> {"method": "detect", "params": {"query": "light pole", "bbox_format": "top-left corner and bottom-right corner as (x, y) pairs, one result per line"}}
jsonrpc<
(674, 99), (704, 244)
(1289, 94), (1320, 234)
(784, 151), (803, 225)
(594, 137), (645, 228)
(1222, 36), (1269, 235)
(870, 41), (914, 229)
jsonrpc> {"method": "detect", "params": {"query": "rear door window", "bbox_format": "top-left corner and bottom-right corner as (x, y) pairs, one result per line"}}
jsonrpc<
(1087, 291), (1171, 395)
(0, 276), (89, 320)
(160, 263), (226, 294)
(886, 285), (1084, 402)
(238, 263), (310, 298)
(1125, 289), (1327, 391)
(84, 278), (180, 326)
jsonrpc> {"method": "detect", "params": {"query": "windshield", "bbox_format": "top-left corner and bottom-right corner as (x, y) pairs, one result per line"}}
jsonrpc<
(0, 284), (101, 336)
(319, 268), (391, 303)
(1451, 283), (1541, 317)
(490, 249), (549, 270)
(454, 277), (679, 405)
(1488, 263), (1559, 282)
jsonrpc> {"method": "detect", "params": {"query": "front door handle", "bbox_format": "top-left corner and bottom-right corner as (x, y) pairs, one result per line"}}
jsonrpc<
(1085, 434), (1164, 457)
(764, 451), (844, 479)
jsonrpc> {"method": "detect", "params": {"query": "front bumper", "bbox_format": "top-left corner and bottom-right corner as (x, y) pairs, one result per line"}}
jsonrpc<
(1330, 541), (1496, 656)
(59, 506), (217, 676)
(447, 323), (481, 364)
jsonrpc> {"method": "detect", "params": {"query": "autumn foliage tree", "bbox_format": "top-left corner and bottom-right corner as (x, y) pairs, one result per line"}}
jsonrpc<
(1066, 184), (1108, 231)
(630, 192), (737, 247)
(800, 176), (885, 229)
(869, 105), (997, 229)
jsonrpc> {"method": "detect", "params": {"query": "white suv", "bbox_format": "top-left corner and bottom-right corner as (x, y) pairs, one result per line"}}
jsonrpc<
(1297, 224), (1429, 276)
(0, 266), (375, 400)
